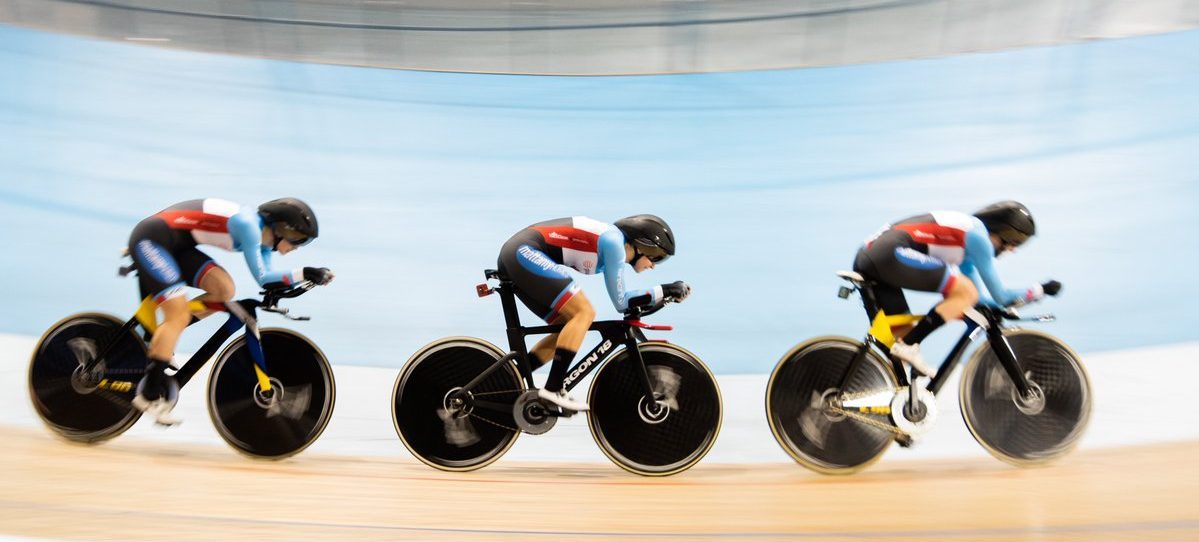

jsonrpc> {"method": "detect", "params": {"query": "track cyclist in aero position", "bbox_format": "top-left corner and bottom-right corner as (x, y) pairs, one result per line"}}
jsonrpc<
(126, 197), (334, 425)
(497, 215), (690, 412)
(852, 200), (1061, 377)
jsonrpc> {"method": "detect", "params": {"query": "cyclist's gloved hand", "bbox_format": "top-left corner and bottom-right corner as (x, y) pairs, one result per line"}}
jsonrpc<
(1041, 280), (1062, 296)
(303, 267), (335, 285)
(661, 281), (691, 302)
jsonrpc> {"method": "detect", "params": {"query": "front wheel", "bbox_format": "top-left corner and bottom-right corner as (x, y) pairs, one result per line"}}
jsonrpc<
(588, 342), (722, 476)
(28, 313), (147, 443)
(207, 329), (335, 459)
(959, 329), (1092, 466)
(392, 337), (523, 471)
(765, 336), (898, 475)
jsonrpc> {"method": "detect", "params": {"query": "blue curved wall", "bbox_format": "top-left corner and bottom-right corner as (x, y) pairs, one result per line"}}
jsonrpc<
(2, 25), (1196, 373)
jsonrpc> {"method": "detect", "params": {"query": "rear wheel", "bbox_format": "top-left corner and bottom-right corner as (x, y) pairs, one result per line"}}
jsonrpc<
(765, 336), (897, 474)
(588, 342), (722, 476)
(392, 337), (523, 471)
(960, 329), (1092, 466)
(208, 329), (335, 459)
(28, 313), (146, 443)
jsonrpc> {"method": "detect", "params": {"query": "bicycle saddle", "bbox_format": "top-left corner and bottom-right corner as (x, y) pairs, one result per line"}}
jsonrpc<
(835, 270), (867, 285)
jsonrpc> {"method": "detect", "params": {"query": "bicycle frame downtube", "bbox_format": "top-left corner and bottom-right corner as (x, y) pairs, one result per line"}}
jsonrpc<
(926, 326), (982, 394)
(561, 327), (637, 394)
(487, 281), (655, 396)
(173, 314), (245, 387)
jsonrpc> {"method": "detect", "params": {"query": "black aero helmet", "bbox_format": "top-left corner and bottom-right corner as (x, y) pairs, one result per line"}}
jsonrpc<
(615, 214), (675, 263)
(974, 200), (1035, 247)
(258, 197), (318, 245)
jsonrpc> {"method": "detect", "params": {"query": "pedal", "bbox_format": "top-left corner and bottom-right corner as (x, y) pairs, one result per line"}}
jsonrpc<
(476, 283), (494, 297)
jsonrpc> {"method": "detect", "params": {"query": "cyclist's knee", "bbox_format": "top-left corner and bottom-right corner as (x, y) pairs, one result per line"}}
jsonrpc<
(943, 278), (978, 313)
(158, 296), (190, 323)
(956, 279), (979, 305)
(199, 267), (235, 301)
(560, 293), (596, 324)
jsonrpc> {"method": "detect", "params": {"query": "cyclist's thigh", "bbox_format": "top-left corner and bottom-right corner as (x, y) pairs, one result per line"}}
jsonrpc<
(128, 218), (187, 303)
(498, 233), (578, 323)
(177, 249), (233, 299)
(855, 230), (951, 314)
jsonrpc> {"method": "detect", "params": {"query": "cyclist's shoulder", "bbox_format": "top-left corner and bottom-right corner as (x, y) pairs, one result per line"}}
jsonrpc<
(569, 216), (615, 233)
(927, 210), (979, 229)
(529, 216), (617, 239)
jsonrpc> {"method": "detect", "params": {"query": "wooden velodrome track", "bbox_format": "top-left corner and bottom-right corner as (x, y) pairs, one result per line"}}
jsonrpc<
(1, 425), (1195, 542)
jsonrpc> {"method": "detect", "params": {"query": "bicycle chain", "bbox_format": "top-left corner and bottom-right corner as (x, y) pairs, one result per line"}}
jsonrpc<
(467, 388), (524, 398)
(468, 411), (519, 433)
(457, 388), (524, 433)
(824, 387), (909, 437)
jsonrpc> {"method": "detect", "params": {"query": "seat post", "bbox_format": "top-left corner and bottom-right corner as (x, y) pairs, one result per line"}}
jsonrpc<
(496, 281), (523, 332)
(858, 284), (882, 321)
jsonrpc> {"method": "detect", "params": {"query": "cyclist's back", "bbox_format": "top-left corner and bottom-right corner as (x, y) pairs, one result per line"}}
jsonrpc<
(127, 197), (333, 425)
(852, 202), (1059, 376)
(496, 215), (689, 411)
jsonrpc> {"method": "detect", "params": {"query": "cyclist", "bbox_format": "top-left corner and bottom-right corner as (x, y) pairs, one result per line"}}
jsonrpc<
(127, 198), (334, 425)
(852, 200), (1060, 376)
(497, 215), (690, 412)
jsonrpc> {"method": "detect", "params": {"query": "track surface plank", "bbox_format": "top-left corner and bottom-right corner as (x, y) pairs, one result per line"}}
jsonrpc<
(0, 427), (1195, 541)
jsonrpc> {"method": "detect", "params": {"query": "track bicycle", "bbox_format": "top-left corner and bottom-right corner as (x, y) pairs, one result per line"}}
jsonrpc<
(28, 280), (335, 459)
(765, 270), (1092, 474)
(392, 269), (722, 476)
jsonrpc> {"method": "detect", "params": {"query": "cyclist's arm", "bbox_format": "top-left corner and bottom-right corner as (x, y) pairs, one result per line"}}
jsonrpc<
(959, 261), (999, 307)
(598, 230), (661, 311)
(228, 212), (303, 286)
(964, 226), (1028, 306)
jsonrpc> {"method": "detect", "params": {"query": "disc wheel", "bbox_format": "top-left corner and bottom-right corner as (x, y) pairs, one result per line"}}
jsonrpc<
(207, 329), (335, 459)
(28, 313), (146, 443)
(588, 342), (722, 476)
(765, 336), (898, 474)
(960, 329), (1092, 466)
(392, 337), (523, 471)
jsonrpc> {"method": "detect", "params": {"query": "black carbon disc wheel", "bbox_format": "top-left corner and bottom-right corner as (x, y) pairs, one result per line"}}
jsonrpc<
(765, 336), (897, 474)
(28, 313), (146, 443)
(588, 343), (722, 476)
(960, 329), (1092, 466)
(208, 329), (335, 459)
(392, 338), (523, 471)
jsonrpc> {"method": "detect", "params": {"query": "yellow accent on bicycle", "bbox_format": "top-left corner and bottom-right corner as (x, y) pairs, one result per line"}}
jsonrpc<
(132, 297), (213, 334)
(253, 364), (272, 392)
(868, 312), (923, 347)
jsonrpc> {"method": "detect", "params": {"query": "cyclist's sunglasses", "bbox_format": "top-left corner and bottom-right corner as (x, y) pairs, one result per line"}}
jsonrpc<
(998, 231), (1029, 252)
(275, 226), (312, 247)
(637, 245), (670, 264)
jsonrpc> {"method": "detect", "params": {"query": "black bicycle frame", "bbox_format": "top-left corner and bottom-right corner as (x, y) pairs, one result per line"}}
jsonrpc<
(837, 282), (1034, 398)
(82, 298), (268, 389)
(456, 270), (658, 401)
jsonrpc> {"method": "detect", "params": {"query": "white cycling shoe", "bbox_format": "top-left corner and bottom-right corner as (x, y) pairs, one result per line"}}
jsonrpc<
(889, 341), (936, 378)
(538, 388), (590, 412)
(132, 395), (182, 426)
